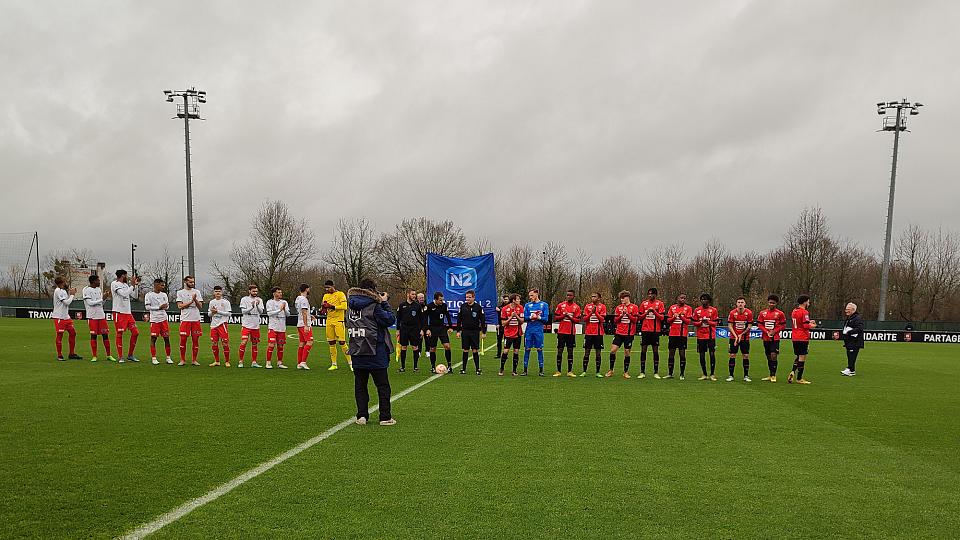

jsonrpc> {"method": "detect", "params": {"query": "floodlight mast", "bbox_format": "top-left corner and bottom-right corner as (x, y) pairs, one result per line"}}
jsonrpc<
(876, 98), (922, 322)
(162, 88), (205, 278)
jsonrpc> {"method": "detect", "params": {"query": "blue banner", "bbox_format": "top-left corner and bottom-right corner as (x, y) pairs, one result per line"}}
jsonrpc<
(426, 252), (498, 325)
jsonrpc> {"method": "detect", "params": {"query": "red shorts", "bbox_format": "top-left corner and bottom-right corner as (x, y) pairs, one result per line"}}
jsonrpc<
(241, 327), (261, 343)
(268, 329), (286, 345)
(54, 318), (75, 333)
(150, 321), (170, 337)
(179, 320), (203, 337)
(88, 318), (109, 335)
(210, 325), (229, 342)
(297, 326), (313, 342)
(114, 313), (137, 332)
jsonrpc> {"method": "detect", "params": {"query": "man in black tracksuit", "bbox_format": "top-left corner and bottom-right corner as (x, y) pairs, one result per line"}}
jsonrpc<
(396, 289), (424, 372)
(424, 292), (452, 372)
(457, 289), (486, 375)
(841, 302), (864, 376)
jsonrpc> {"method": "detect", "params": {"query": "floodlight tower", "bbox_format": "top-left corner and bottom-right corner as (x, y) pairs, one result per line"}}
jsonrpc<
(163, 87), (206, 278)
(876, 98), (922, 321)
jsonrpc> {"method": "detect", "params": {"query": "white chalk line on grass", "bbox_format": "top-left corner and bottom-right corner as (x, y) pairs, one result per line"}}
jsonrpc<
(119, 361), (464, 540)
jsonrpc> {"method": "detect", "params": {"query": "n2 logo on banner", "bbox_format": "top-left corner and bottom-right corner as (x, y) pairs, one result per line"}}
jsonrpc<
(446, 266), (477, 293)
(426, 252), (498, 325)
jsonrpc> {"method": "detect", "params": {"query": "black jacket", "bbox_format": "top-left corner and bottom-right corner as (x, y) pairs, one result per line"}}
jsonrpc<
(397, 300), (424, 330)
(457, 302), (486, 332)
(842, 312), (865, 349)
(425, 302), (450, 327)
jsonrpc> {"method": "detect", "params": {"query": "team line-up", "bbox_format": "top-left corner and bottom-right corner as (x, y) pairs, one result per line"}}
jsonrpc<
(48, 270), (867, 384)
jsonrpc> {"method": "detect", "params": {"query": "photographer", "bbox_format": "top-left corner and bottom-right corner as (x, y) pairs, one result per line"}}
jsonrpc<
(347, 279), (397, 426)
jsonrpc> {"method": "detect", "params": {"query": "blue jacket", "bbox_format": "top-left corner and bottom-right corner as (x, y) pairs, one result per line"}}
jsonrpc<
(347, 288), (396, 369)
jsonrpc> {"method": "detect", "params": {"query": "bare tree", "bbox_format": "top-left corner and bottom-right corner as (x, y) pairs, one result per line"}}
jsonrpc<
(501, 244), (534, 295)
(782, 206), (837, 298)
(597, 255), (638, 301)
(575, 248), (592, 299)
(322, 217), (380, 288)
(918, 227), (960, 321)
(378, 218), (467, 289)
(142, 245), (181, 298)
(214, 200), (316, 301)
(41, 248), (96, 295)
(891, 224), (926, 321)
(691, 239), (726, 297)
(536, 242), (573, 305)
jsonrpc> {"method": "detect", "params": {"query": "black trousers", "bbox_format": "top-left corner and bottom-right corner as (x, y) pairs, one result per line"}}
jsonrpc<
(354, 367), (392, 421)
(846, 348), (860, 371)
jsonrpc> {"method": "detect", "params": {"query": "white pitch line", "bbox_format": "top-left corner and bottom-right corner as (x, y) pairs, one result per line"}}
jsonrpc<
(119, 361), (463, 540)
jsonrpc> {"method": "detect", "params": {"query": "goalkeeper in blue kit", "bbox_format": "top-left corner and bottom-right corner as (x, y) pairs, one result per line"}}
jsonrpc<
(522, 289), (551, 376)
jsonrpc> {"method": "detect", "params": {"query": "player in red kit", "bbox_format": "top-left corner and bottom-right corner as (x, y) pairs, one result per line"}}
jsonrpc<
(693, 294), (719, 380)
(788, 295), (817, 384)
(498, 294), (523, 376)
(666, 293), (693, 379)
(638, 287), (665, 378)
(581, 292), (607, 378)
(756, 294), (787, 382)
(607, 291), (639, 378)
(553, 289), (581, 377)
(726, 296), (754, 382)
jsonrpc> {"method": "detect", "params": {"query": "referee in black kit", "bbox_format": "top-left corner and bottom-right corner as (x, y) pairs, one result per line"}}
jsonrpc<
(456, 290), (486, 375)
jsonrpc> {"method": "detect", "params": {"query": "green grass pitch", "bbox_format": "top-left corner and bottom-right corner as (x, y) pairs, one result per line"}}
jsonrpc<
(0, 318), (958, 539)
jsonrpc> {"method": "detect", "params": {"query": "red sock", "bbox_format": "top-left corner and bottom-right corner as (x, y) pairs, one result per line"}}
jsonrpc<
(277, 347), (284, 362)
(90, 338), (98, 357)
(67, 330), (76, 355)
(165, 341), (171, 357)
(223, 345), (231, 363)
(150, 342), (157, 357)
(267, 347), (273, 363)
(55, 333), (63, 356)
(239, 343), (246, 361)
(212, 345), (220, 363)
(116, 332), (124, 358)
(179, 334), (187, 361)
(128, 329), (138, 358)
(252, 344), (258, 362)
(103, 336), (112, 355)
(192, 336), (200, 362)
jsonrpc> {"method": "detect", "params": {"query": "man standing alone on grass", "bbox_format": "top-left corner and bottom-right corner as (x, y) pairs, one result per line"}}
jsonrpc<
(841, 302), (864, 377)
(348, 279), (396, 426)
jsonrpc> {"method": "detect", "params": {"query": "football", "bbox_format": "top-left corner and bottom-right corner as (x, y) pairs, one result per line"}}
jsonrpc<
(435, 364), (448, 374)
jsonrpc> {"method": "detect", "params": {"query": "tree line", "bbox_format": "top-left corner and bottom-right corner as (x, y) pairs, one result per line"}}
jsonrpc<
(14, 201), (960, 323)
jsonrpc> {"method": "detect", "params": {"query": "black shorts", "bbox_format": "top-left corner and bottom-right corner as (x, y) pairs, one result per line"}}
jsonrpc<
(763, 340), (780, 355)
(641, 331), (660, 347)
(792, 340), (809, 356)
(461, 330), (481, 351)
(425, 328), (449, 349)
(697, 338), (716, 353)
(504, 336), (522, 350)
(584, 334), (604, 350)
(612, 334), (634, 349)
(557, 333), (576, 349)
(668, 336), (688, 350)
(729, 339), (750, 355)
(398, 327), (421, 346)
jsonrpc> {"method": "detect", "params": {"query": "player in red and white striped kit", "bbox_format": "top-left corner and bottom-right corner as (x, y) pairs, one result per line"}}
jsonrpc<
(581, 292), (607, 377)
(553, 289), (581, 377)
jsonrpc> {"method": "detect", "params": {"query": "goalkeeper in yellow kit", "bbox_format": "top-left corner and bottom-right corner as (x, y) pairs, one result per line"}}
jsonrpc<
(321, 280), (352, 371)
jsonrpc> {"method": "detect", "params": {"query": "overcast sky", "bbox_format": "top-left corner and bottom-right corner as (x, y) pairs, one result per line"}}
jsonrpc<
(2, 0), (958, 277)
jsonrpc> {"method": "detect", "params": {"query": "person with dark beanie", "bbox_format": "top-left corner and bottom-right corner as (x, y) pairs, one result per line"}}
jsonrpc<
(347, 279), (397, 426)
(840, 302), (864, 376)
